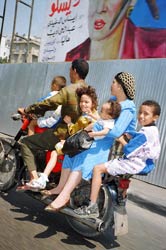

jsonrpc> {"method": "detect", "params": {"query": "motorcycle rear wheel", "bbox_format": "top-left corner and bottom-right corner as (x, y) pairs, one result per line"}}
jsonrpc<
(66, 183), (114, 237)
(0, 138), (17, 191)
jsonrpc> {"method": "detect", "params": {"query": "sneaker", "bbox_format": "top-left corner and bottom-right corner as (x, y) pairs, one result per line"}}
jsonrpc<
(74, 203), (99, 218)
(38, 173), (49, 183)
(26, 174), (48, 191)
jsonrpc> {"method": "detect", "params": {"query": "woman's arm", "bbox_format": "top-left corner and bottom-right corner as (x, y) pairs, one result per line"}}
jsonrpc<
(107, 109), (135, 139)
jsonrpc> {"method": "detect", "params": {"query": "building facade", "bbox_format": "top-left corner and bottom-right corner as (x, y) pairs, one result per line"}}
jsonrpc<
(0, 36), (10, 61)
(10, 36), (40, 63)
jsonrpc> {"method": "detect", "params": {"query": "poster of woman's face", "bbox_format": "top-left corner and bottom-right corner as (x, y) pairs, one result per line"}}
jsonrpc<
(88, 0), (131, 41)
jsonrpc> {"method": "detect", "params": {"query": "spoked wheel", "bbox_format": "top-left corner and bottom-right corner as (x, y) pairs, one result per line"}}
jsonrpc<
(66, 182), (114, 237)
(0, 138), (17, 191)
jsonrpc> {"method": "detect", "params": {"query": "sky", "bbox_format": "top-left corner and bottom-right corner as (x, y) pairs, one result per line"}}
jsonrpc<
(0, 0), (47, 37)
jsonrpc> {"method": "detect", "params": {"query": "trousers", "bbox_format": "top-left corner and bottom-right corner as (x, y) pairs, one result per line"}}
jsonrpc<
(20, 128), (60, 172)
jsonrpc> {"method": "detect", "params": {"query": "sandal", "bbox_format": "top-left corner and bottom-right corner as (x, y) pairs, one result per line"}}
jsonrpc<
(44, 204), (60, 213)
(40, 190), (58, 201)
(40, 189), (53, 196)
(44, 203), (67, 213)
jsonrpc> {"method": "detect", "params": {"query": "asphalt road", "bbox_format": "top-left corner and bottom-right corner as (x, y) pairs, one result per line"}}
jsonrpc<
(0, 187), (166, 250)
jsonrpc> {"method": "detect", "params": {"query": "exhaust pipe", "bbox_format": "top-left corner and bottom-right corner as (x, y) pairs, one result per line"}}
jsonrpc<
(59, 206), (105, 232)
(32, 195), (105, 232)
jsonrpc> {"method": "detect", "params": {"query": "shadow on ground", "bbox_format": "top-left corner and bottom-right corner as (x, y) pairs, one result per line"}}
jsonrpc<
(0, 187), (120, 249)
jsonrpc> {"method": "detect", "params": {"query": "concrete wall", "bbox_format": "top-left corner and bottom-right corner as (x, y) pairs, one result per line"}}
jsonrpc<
(0, 59), (165, 187)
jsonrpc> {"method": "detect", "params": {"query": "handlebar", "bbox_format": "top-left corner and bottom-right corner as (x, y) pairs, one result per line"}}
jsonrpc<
(11, 113), (22, 121)
(11, 112), (40, 121)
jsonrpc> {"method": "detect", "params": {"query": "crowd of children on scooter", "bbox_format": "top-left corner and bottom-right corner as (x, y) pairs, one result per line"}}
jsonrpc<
(17, 58), (161, 218)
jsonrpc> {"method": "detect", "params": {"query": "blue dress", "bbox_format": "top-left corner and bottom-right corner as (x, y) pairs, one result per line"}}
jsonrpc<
(62, 99), (136, 180)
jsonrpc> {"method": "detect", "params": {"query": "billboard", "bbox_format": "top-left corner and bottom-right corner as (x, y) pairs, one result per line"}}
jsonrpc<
(39, 0), (166, 62)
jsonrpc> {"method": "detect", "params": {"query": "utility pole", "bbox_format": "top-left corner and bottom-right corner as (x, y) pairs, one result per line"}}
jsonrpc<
(0, 0), (7, 46)
(9, 0), (34, 63)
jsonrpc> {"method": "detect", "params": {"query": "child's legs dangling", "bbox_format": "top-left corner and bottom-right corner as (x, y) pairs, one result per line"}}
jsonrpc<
(90, 163), (107, 204)
(45, 167), (71, 195)
(44, 150), (58, 177)
(50, 170), (82, 208)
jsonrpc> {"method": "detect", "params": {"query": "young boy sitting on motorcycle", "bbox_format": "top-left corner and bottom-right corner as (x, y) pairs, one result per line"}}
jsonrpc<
(74, 100), (161, 218)
(28, 75), (66, 136)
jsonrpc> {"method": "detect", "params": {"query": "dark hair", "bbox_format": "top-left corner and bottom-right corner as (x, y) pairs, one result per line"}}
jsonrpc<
(51, 76), (66, 90)
(71, 58), (89, 79)
(141, 100), (161, 116)
(76, 85), (98, 110)
(106, 100), (121, 119)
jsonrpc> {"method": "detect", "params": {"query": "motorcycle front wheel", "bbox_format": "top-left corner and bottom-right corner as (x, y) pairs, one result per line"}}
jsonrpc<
(0, 138), (17, 191)
(66, 183), (114, 238)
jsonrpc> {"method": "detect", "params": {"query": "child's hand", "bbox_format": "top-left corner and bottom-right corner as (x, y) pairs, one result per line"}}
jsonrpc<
(18, 107), (25, 115)
(124, 133), (132, 140)
(88, 131), (95, 138)
(85, 109), (99, 120)
(117, 135), (124, 142)
(117, 133), (132, 144)
(85, 109), (94, 118)
(63, 115), (72, 124)
(85, 108), (92, 114)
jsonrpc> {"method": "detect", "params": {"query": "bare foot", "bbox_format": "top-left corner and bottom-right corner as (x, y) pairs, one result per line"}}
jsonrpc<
(46, 186), (63, 195)
(50, 193), (70, 209)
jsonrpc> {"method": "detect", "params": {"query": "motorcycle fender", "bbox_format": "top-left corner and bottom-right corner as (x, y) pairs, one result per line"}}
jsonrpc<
(107, 184), (118, 205)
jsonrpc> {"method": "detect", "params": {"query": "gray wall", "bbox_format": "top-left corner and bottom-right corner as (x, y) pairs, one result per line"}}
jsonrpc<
(0, 59), (165, 188)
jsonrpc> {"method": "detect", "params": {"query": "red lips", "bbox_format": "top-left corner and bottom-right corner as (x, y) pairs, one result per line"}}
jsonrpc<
(94, 19), (106, 30)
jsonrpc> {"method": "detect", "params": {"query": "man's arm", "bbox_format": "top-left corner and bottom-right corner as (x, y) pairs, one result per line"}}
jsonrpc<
(24, 87), (67, 115)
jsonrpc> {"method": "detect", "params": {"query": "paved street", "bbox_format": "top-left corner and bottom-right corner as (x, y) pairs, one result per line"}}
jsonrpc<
(0, 187), (166, 250)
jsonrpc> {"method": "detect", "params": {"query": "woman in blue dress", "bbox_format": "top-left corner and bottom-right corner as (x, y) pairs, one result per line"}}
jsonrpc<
(44, 72), (137, 212)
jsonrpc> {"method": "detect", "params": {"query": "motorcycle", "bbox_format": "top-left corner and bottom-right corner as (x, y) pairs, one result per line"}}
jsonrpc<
(0, 113), (145, 238)
(0, 113), (63, 191)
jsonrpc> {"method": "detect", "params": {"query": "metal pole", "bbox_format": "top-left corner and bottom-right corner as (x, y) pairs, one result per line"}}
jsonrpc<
(9, 0), (18, 63)
(9, 0), (35, 63)
(26, 0), (34, 63)
(0, 0), (8, 45)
